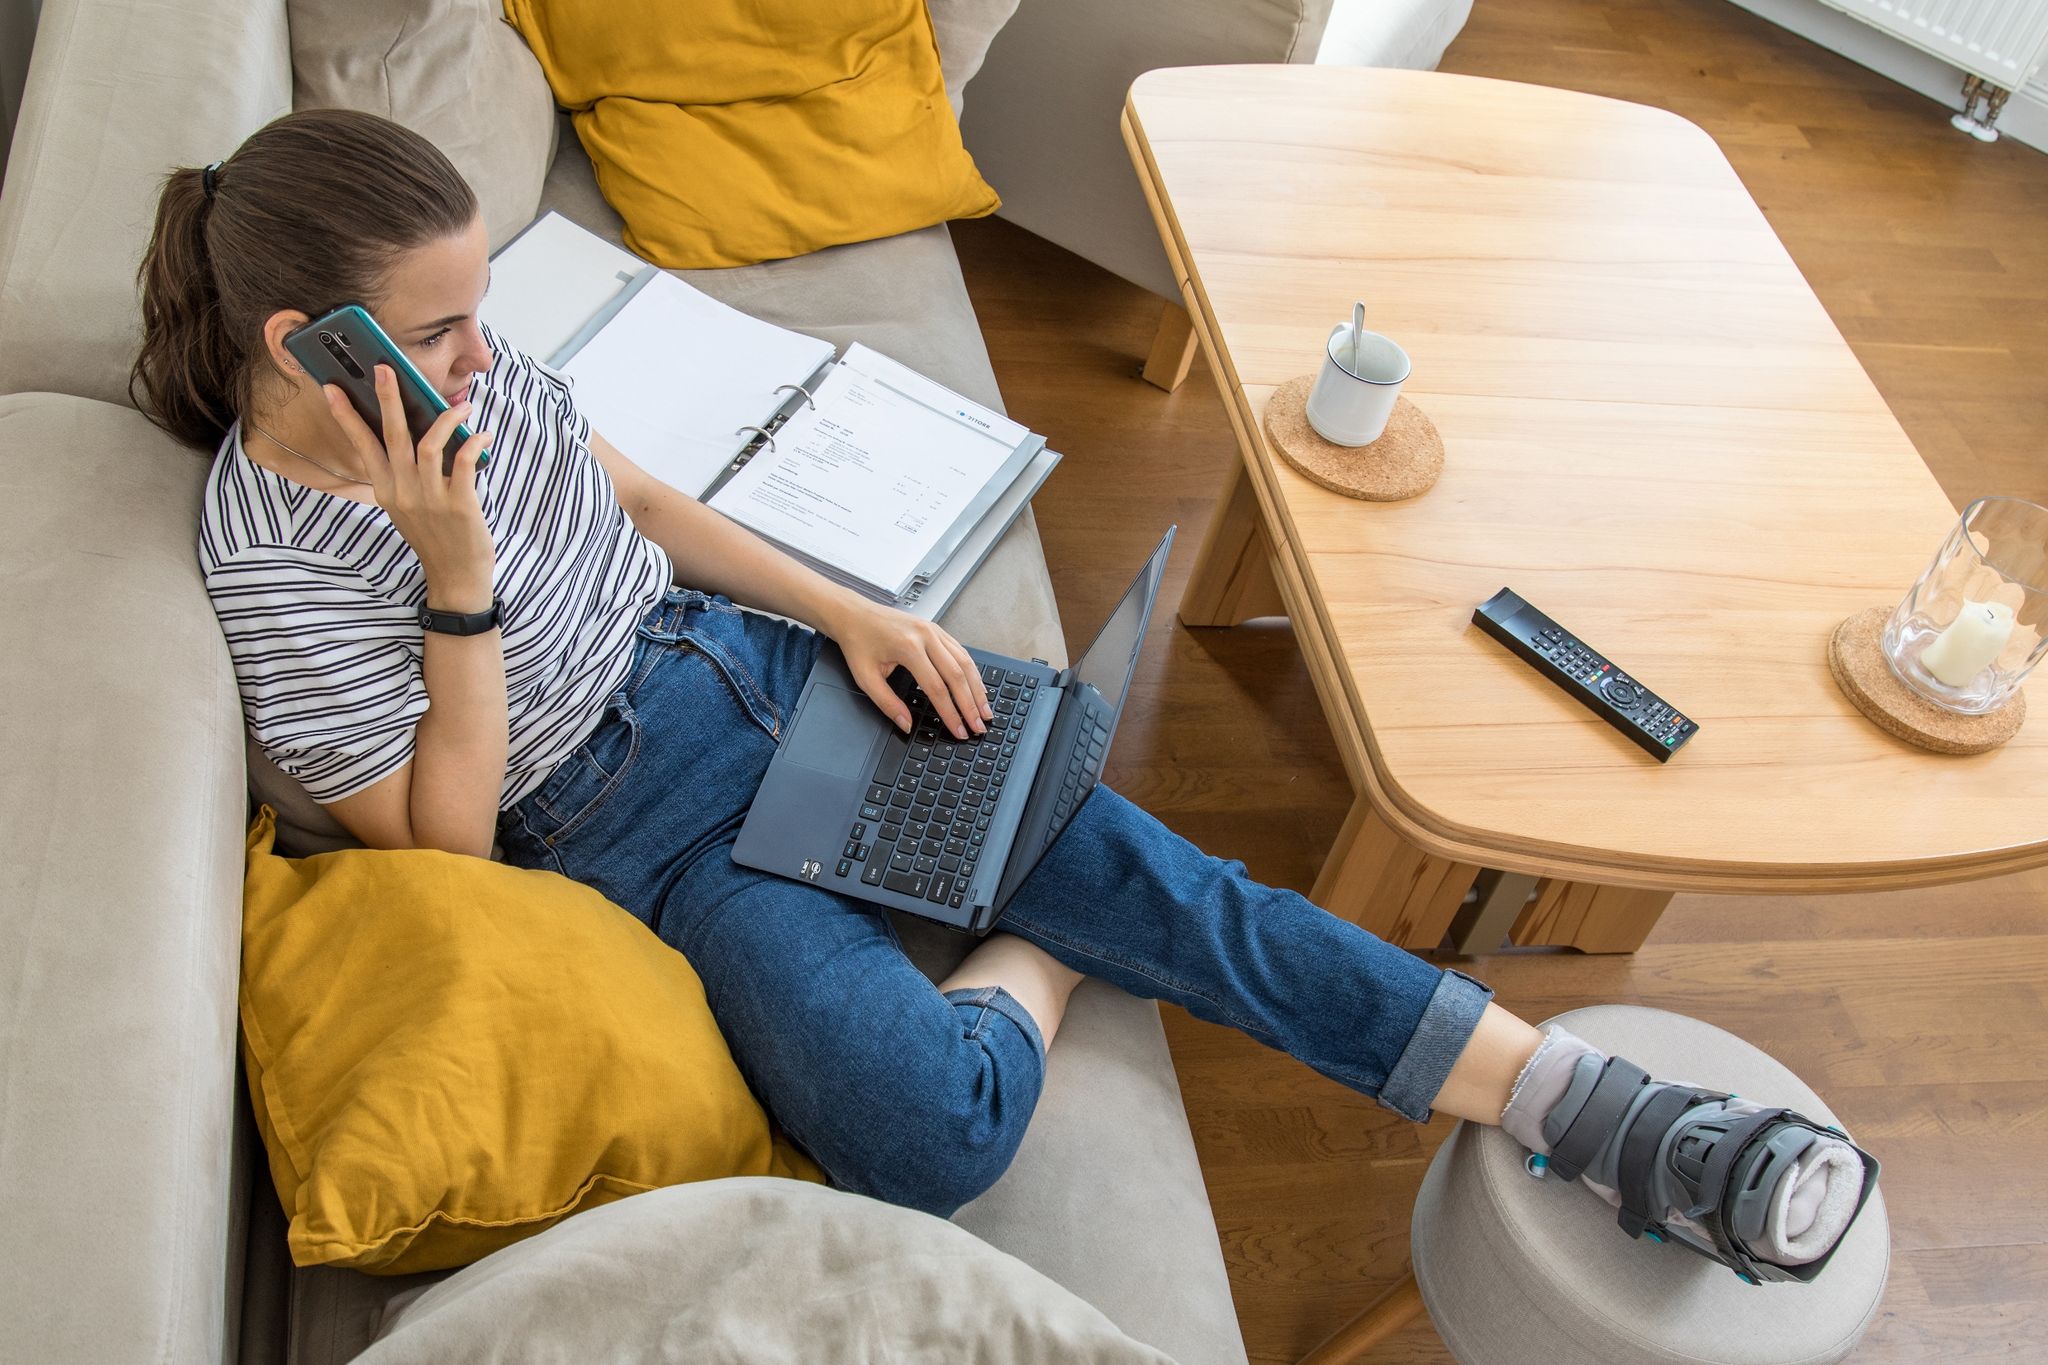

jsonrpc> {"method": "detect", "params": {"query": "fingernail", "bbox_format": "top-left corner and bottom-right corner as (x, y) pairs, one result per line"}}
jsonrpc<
(898, 714), (911, 732)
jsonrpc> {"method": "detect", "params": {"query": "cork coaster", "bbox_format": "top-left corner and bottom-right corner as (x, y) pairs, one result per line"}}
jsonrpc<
(1826, 606), (2025, 754)
(1263, 374), (1442, 502)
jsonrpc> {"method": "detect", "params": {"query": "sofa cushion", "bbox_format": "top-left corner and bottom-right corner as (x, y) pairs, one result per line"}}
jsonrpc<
(928, 0), (1024, 117)
(0, 392), (249, 1365)
(239, 808), (822, 1276)
(1316, 0), (1475, 70)
(958, 0), (1339, 301)
(357, 1178), (1172, 1363)
(287, 0), (558, 252)
(948, 970), (1255, 1365)
(0, 0), (293, 407)
(504, 0), (999, 269)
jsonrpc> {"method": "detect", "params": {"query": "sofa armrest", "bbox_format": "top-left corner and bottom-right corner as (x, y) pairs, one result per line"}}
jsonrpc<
(0, 0), (291, 408)
(0, 393), (251, 1365)
(959, 0), (1335, 300)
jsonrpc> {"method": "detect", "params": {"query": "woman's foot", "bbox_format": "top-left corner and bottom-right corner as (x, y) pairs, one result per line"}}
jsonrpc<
(1499, 1026), (1880, 1284)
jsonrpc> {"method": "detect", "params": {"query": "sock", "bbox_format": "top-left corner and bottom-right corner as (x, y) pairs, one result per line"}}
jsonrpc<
(1498, 1025), (1863, 1267)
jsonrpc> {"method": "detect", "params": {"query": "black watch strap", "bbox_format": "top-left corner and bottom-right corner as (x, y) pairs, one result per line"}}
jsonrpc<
(418, 595), (502, 636)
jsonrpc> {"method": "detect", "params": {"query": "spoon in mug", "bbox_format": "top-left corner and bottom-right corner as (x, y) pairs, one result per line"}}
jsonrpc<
(1351, 300), (1365, 371)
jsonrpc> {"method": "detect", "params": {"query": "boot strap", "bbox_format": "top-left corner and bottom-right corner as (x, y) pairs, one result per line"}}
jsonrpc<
(1615, 1085), (1704, 1238)
(1546, 1056), (1648, 1184)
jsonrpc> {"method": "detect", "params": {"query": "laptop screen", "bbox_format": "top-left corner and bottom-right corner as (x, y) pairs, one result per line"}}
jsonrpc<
(1071, 528), (1175, 709)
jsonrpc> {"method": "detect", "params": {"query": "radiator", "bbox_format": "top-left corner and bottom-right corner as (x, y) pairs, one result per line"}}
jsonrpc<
(1821, 0), (2048, 88)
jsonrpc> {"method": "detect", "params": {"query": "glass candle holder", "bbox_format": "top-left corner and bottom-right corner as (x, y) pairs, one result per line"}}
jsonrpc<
(1883, 496), (2048, 714)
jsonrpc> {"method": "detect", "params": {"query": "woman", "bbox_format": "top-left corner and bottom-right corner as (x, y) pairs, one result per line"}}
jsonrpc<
(142, 109), (1871, 1279)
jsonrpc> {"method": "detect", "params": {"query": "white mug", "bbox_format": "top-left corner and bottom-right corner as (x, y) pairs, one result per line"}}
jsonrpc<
(1304, 322), (1410, 447)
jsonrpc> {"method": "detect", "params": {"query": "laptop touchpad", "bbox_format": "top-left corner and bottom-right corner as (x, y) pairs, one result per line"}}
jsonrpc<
(782, 684), (880, 780)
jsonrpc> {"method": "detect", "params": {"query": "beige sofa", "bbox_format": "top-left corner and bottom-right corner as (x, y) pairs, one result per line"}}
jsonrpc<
(0, 0), (1468, 1361)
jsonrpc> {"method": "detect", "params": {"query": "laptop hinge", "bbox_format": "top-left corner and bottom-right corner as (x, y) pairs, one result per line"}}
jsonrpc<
(1052, 665), (1076, 689)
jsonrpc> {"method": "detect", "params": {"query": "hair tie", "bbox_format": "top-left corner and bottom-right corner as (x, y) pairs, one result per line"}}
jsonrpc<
(201, 161), (223, 199)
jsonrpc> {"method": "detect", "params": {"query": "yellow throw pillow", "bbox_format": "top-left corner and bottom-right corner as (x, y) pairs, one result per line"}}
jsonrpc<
(238, 807), (822, 1276)
(503, 0), (1001, 268)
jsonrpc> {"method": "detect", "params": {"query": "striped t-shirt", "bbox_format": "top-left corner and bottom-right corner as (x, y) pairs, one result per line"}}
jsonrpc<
(198, 325), (673, 808)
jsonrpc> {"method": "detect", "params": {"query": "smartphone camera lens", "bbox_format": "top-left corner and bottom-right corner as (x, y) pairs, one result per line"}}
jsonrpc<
(320, 331), (366, 381)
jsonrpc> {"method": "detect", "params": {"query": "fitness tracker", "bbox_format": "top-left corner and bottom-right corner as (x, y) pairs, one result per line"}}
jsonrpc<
(418, 596), (502, 637)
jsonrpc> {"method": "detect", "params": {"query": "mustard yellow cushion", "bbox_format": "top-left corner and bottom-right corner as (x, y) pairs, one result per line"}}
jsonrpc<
(238, 807), (822, 1276)
(502, 0), (1001, 268)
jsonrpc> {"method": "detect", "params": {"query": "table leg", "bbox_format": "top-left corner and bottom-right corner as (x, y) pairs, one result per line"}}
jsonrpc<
(1312, 796), (1481, 949)
(1140, 299), (1200, 392)
(1297, 1270), (1426, 1364)
(1511, 880), (1673, 953)
(1181, 460), (1288, 627)
(1447, 868), (1541, 955)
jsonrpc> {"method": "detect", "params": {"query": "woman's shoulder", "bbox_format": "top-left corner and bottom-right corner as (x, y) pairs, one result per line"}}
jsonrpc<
(197, 425), (287, 571)
(477, 322), (574, 409)
(196, 426), (387, 591)
(473, 322), (590, 455)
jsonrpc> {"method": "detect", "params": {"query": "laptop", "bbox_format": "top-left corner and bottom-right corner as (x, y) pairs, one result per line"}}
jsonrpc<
(732, 528), (1176, 933)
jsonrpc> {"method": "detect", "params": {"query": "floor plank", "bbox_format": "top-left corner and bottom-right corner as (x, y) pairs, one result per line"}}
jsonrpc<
(954, 0), (2047, 1357)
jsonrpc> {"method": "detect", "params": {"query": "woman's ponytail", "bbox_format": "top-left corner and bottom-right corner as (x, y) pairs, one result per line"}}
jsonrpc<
(127, 111), (480, 453)
(131, 166), (240, 450)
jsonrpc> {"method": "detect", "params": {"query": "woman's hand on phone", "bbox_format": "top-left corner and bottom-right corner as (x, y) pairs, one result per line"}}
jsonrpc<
(323, 365), (496, 608)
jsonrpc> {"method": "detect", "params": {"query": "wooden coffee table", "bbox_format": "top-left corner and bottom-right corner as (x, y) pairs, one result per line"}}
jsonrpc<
(1121, 65), (2048, 954)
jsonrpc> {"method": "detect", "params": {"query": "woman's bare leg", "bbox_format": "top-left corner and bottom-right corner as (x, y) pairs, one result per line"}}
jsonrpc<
(940, 932), (1086, 1048)
(1427, 1003), (1544, 1123)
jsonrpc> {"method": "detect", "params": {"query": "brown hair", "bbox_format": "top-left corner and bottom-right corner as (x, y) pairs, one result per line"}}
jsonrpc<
(130, 108), (480, 451)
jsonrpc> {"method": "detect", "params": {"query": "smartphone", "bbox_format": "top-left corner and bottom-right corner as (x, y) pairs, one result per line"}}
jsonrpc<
(283, 304), (489, 475)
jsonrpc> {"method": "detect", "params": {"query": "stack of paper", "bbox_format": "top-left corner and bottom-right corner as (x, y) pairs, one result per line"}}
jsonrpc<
(706, 345), (1040, 601)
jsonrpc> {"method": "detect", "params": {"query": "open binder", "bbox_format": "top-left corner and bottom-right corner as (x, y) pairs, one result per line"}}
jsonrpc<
(479, 213), (1061, 620)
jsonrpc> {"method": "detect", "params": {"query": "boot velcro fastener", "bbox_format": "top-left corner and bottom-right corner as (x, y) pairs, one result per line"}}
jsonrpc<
(1615, 1085), (1704, 1239)
(1546, 1056), (1649, 1184)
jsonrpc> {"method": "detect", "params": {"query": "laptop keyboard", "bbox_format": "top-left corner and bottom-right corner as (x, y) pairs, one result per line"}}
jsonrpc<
(840, 663), (1040, 910)
(1047, 711), (1109, 841)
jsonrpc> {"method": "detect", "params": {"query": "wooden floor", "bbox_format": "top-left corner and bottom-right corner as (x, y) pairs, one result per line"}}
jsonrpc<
(952, 0), (2048, 1359)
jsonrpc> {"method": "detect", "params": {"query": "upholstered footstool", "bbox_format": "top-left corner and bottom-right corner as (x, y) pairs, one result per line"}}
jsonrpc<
(1304, 1005), (1891, 1364)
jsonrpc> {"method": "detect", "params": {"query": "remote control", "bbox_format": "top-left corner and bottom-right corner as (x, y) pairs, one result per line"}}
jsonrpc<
(1472, 588), (1698, 761)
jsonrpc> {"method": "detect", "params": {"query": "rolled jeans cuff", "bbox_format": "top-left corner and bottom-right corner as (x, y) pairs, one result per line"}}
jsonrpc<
(943, 984), (1047, 1060)
(1377, 968), (1494, 1122)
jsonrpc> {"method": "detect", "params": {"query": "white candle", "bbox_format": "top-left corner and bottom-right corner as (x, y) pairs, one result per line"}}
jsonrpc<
(1920, 599), (2016, 686)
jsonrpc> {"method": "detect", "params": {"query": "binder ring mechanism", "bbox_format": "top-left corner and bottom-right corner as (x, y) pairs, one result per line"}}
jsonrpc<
(735, 425), (776, 454)
(773, 382), (817, 410)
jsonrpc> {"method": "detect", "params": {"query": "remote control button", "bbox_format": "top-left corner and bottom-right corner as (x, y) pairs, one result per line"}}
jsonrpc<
(1604, 679), (1641, 707)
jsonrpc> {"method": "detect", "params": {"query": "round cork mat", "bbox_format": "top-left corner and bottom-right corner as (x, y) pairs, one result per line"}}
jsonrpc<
(1263, 374), (1442, 502)
(1826, 606), (2025, 754)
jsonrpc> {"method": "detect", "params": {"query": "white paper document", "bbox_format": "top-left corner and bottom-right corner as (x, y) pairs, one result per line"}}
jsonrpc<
(479, 212), (643, 364)
(556, 271), (837, 498)
(708, 345), (1029, 596)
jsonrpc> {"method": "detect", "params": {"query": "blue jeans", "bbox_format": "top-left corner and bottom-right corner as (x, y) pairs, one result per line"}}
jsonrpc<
(498, 589), (1493, 1217)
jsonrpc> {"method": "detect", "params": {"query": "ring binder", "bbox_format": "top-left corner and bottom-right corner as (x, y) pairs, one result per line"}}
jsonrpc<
(484, 211), (1060, 621)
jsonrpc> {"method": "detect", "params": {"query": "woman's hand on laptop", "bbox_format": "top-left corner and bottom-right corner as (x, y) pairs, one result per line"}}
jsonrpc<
(830, 600), (992, 740)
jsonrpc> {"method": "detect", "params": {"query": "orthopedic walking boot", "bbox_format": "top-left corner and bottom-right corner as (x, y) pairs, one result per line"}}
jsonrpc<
(1501, 1028), (1880, 1285)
